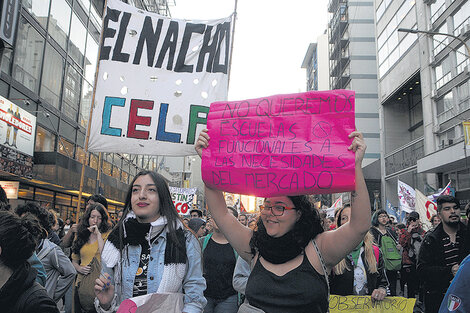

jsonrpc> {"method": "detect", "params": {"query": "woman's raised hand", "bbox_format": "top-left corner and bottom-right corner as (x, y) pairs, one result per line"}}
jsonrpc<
(348, 131), (366, 166)
(195, 129), (210, 158)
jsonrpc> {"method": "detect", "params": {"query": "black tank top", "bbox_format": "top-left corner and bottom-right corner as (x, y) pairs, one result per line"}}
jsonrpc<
(245, 253), (328, 313)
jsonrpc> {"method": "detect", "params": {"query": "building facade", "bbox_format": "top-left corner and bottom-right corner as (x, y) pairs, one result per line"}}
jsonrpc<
(0, 0), (174, 219)
(328, 0), (382, 204)
(376, 0), (470, 207)
(302, 32), (330, 91)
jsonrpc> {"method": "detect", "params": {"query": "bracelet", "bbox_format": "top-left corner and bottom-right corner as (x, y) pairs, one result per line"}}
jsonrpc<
(94, 293), (118, 313)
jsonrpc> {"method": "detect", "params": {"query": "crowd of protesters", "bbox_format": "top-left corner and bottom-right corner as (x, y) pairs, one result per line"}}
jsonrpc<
(1, 154), (470, 313)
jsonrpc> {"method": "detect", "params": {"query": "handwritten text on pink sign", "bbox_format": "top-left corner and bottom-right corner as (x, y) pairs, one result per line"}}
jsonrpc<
(202, 90), (356, 197)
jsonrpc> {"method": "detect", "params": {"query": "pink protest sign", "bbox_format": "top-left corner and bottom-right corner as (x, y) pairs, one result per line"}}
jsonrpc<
(201, 90), (356, 197)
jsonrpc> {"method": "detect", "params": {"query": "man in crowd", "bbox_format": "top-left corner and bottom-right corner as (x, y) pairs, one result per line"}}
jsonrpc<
(188, 218), (207, 238)
(238, 213), (247, 226)
(399, 211), (425, 299)
(190, 208), (203, 219)
(418, 195), (469, 313)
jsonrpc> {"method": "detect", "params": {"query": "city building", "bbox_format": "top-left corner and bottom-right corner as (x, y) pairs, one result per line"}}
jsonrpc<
(0, 0), (175, 219)
(376, 0), (470, 207)
(302, 31), (330, 91)
(327, 0), (382, 204)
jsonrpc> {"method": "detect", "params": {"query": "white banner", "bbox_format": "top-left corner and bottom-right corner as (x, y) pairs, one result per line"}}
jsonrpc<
(169, 186), (197, 215)
(88, 0), (231, 155)
(415, 189), (437, 231)
(0, 181), (19, 199)
(398, 180), (415, 213)
(0, 96), (36, 156)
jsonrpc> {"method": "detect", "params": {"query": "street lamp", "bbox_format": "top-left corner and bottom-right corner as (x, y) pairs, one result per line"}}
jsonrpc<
(397, 28), (470, 57)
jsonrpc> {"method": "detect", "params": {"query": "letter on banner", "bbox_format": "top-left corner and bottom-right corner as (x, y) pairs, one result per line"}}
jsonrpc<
(88, 0), (231, 156)
(201, 90), (356, 197)
(328, 295), (416, 313)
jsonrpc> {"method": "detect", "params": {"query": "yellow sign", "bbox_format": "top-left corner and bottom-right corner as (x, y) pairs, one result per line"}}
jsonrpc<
(329, 295), (416, 313)
(464, 121), (470, 147)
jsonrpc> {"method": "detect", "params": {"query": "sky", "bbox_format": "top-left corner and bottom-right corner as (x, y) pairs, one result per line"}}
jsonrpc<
(171, 0), (330, 101)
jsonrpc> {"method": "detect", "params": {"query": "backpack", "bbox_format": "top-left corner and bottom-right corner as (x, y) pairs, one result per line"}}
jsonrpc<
(380, 233), (402, 271)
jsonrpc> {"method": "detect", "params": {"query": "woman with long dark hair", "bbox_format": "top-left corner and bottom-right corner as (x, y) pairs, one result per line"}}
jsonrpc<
(0, 210), (59, 313)
(94, 171), (206, 312)
(195, 130), (371, 313)
(72, 203), (111, 312)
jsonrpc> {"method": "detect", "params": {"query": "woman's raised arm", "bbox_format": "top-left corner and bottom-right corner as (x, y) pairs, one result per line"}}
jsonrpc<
(196, 130), (253, 261)
(317, 131), (371, 268)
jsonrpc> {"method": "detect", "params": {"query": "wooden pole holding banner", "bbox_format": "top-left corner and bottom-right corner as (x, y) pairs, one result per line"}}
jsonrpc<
(75, 0), (109, 224)
(227, 0), (238, 90)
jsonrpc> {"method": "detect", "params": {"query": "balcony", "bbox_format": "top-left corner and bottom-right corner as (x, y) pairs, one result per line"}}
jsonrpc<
(385, 139), (424, 176)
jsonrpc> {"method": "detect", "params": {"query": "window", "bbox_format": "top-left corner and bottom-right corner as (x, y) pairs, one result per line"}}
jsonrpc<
(430, 0), (445, 23)
(35, 126), (56, 152)
(48, 0), (71, 50)
(40, 44), (65, 109)
(89, 153), (98, 169)
(84, 34), (98, 84)
(1, 50), (12, 75)
(58, 139), (75, 157)
(437, 91), (454, 124)
(76, 146), (86, 164)
(453, 1), (470, 36)
(79, 80), (93, 127)
(62, 63), (81, 121)
(102, 161), (112, 175)
(13, 17), (45, 93)
(433, 23), (448, 56)
(456, 45), (469, 74)
(69, 14), (87, 66)
(23, 0), (50, 29)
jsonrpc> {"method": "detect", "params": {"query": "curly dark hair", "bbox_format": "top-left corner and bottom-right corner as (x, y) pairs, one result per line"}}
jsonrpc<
(250, 195), (324, 254)
(72, 203), (111, 255)
(0, 211), (42, 269)
(16, 202), (52, 232)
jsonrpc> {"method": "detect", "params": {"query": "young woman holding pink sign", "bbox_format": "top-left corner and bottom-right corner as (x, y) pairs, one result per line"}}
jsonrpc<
(195, 130), (371, 313)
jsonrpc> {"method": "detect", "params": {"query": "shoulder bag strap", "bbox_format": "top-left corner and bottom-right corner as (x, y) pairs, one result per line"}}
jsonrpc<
(311, 240), (330, 298)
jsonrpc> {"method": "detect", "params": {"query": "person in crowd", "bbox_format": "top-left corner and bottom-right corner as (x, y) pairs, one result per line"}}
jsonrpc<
(87, 194), (109, 211)
(117, 210), (124, 221)
(398, 211), (425, 299)
(196, 130), (371, 313)
(183, 217), (190, 227)
(205, 216), (214, 234)
(238, 213), (248, 226)
(62, 195), (108, 251)
(370, 209), (400, 296)
(430, 214), (441, 230)
(188, 218), (207, 238)
(233, 216), (258, 297)
(0, 210), (59, 313)
(16, 202), (61, 245)
(325, 217), (336, 231)
(330, 205), (388, 300)
(72, 203), (111, 313)
(464, 203), (470, 226)
(94, 171), (206, 313)
(64, 218), (72, 233)
(191, 208), (203, 219)
(15, 203), (55, 286)
(200, 206), (239, 313)
(418, 195), (469, 313)
(247, 218), (257, 230)
(35, 214), (77, 305)
(438, 253), (470, 313)
(0, 185), (10, 212)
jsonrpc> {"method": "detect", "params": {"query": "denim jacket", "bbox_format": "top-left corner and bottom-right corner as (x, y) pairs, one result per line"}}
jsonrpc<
(101, 228), (206, 313)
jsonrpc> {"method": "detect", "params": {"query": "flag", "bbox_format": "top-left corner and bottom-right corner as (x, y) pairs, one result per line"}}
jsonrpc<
(428, 181), (452, 201)
(398, 180), (415, 213)
(324, 196), (343, 218)
(240, 200), (247, 212)
(415, 189), (437, 231)
(385, 200), (398, 221)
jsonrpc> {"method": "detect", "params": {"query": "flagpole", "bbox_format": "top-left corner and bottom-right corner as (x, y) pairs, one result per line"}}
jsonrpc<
(227, 0), (238, 91)
(75, 0), (110, 224)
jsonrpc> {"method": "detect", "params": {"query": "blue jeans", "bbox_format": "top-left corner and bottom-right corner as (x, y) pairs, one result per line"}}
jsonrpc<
(204, 294), (238, 313)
